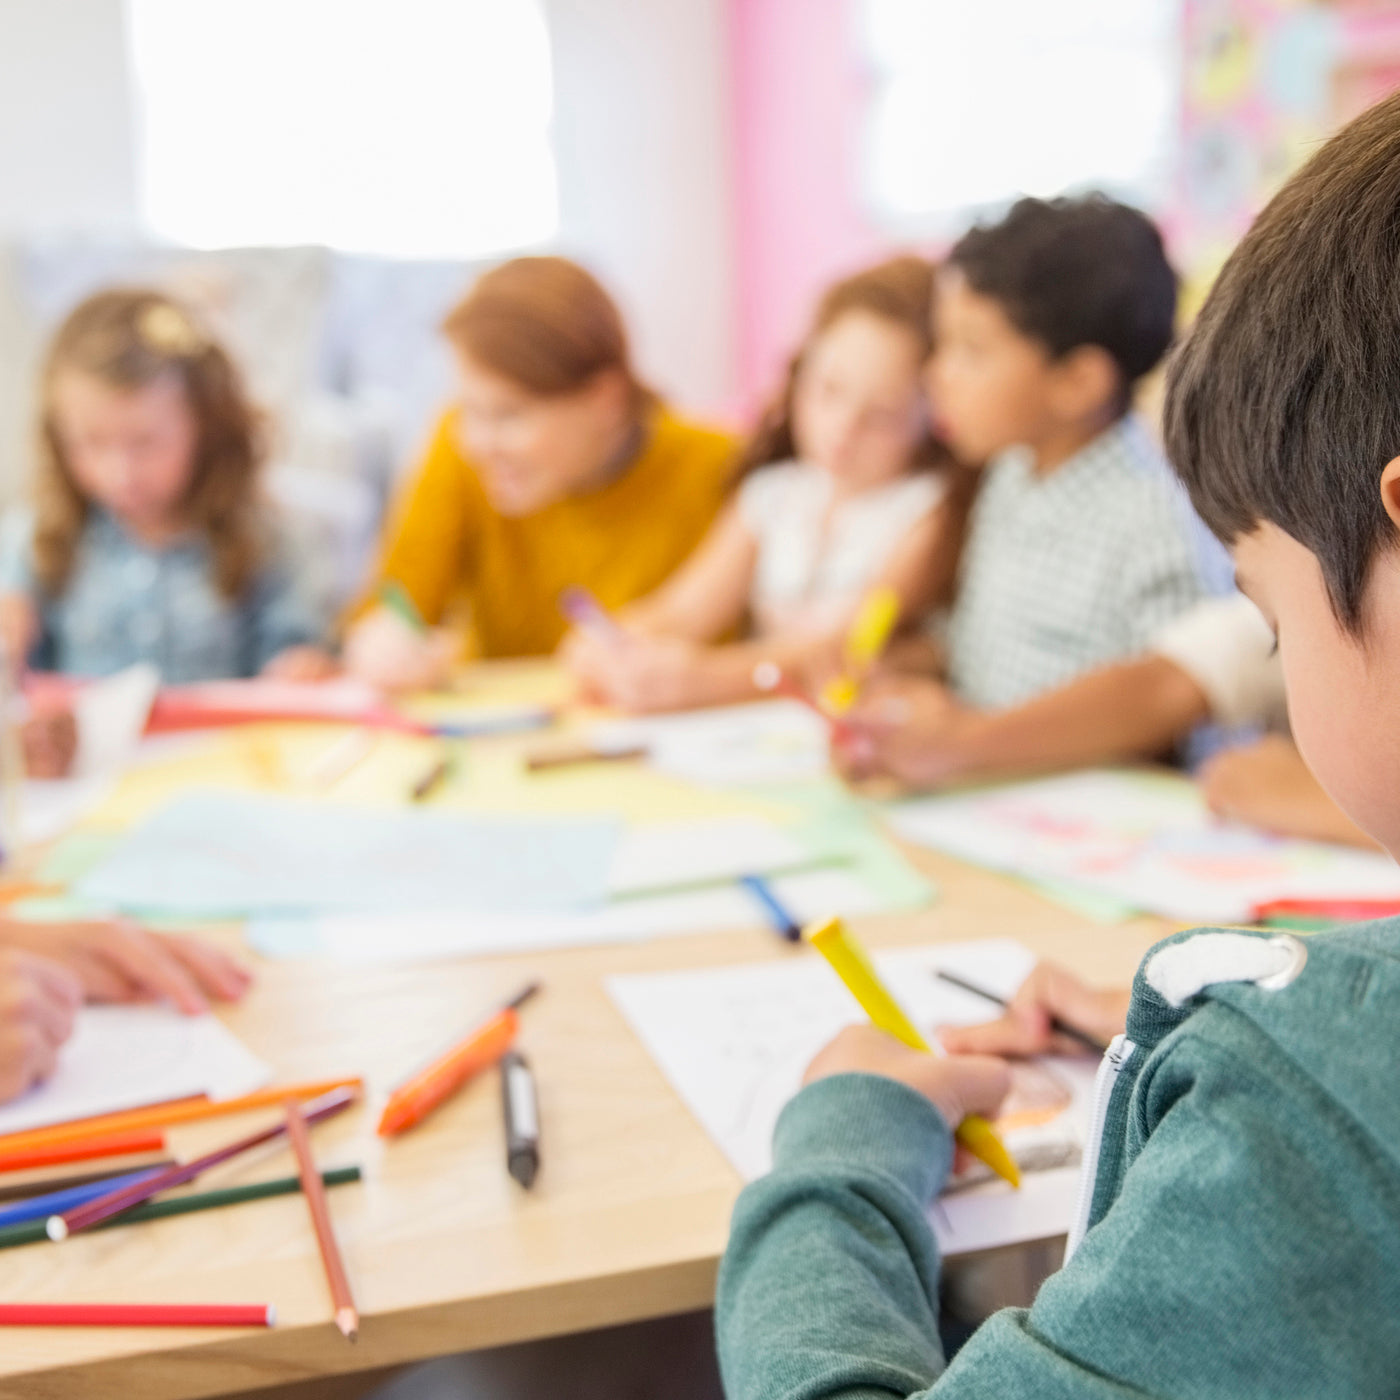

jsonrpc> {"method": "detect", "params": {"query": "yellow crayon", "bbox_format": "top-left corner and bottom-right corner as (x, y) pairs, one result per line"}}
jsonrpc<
(821, 586), (901, 716)
(806, 916), (1020, 1188)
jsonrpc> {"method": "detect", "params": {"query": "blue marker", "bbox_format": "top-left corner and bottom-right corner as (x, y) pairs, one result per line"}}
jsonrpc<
(0, 1167), (164, 1229)
(739, 874), (802, 943)
(430, 705), (555, 740)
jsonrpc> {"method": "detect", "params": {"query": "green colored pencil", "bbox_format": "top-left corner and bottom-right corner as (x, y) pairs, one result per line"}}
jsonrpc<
(0, 1166), (361, 1251)
(379, 581), (427, 635)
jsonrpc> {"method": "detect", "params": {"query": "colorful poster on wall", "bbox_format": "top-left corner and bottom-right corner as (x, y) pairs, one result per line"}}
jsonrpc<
(1176, 0), (1400, 309)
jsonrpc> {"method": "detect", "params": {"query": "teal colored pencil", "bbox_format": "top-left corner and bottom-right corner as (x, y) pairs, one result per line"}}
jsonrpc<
(0, 1166), (361, 1251)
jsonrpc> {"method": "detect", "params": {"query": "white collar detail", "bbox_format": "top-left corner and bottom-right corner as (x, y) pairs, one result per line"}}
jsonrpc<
(1145, 932), (1308, 1008)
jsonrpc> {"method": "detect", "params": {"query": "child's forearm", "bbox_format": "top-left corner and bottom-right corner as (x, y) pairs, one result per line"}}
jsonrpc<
(946, 655), (1210, 784)
(716, 1075), (953, 1400)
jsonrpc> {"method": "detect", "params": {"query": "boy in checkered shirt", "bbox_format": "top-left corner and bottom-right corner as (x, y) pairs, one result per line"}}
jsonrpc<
(842, 195), (1210, 786)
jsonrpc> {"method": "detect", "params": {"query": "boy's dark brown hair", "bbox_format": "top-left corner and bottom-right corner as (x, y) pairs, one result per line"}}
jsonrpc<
(37, 288), (266, 600)
(949, 194), (1177, 413)
(739, 255), (955, 476)
(1164, 90), (1400, 633)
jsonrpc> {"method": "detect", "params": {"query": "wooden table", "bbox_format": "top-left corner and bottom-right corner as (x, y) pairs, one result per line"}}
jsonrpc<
(0, 686), (1173, 1399)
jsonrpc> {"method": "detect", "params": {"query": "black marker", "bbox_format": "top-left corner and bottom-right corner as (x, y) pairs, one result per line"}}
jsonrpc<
(501, 1050), (541, 1188)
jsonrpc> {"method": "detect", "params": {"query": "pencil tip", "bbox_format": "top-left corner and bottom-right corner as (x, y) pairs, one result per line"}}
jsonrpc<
(336, 1307), (359, 1341)
(509, 981), (543, 1011)
(46, 1216), (67, 1242)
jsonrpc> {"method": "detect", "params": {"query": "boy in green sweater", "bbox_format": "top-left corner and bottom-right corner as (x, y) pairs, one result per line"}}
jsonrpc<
(717, 90), (1400, 1398)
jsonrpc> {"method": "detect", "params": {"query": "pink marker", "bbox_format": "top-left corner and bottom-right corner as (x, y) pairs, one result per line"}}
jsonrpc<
(559, 587), (627, 643)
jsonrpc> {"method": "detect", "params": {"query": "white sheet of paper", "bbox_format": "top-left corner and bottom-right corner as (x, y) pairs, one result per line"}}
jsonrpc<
(72, 665), (161, 777)
(0, 1005), (271, 1136)
(592, 700), (830, 787)
(888, 768), (1400, 922)
(20, 665), (160, 845)
(248, 866), (898, 965)
(606, 939), (1098, 1257)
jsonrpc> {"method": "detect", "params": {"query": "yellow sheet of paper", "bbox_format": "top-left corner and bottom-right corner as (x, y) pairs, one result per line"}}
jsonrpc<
(86, 720), (798, 831)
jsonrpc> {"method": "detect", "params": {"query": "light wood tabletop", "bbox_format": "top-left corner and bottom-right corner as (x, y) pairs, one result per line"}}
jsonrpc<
(0, 672), (1174, 1400)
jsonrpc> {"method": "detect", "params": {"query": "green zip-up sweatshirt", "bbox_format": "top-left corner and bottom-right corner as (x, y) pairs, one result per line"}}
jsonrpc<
(717, 922), (1400, 1397)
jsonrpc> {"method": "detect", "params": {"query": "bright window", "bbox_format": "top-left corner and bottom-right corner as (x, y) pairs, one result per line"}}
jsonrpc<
(860, 0), (1180, 231)
(126, 0), (558, 258)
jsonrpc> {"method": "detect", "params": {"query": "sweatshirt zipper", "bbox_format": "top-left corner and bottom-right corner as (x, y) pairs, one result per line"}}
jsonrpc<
(1064, 1034), (1135, 1263)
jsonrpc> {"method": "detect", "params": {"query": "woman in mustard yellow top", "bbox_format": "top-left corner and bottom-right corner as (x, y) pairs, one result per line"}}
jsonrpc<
(345, 257), (736, 688)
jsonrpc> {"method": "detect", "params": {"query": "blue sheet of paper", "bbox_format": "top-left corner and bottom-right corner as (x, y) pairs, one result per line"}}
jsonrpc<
(75, 792), (622, 917)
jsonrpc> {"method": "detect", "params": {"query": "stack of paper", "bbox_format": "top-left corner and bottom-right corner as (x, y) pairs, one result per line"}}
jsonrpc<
(606, 939), (1096, 1257)
(887, 769), (1400, 922)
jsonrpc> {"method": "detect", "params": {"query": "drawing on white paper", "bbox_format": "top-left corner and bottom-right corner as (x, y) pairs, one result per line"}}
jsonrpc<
(888, 769), (1400, 922)
(607, 940), (1096, 1256)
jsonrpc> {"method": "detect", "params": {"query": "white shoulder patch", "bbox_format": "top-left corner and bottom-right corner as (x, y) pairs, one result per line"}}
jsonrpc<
(1145, 932), (1307, 1008)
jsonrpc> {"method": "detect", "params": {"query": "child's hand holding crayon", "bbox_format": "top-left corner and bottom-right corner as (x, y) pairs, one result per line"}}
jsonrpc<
(834, 674), (982, 788)
(562, 625), (715, 713)
(343, 605), (456, 694)
(803, 1023), (1010, 1144)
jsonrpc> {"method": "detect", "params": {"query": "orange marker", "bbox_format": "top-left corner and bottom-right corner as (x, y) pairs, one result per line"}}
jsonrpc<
(378, 983), (540, 1137)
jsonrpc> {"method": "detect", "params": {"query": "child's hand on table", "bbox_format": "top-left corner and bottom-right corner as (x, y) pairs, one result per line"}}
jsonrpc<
(940, 962), (1129, 1058)
(261, 646), (340, 683)
(0, 948), (81, 1103)
(834, 675), (980, 787)
(21, 703), (78, 779)
(343, 607), (455, 693)
(804, 1024), (1010, 1134)
(0, 920), (252, 1016)
(1200, 734), (1380, 850)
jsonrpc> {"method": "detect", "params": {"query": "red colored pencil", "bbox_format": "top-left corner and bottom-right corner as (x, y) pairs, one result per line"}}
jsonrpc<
(285, 1098), (358, 1340)
(377, 983), (539, 1138)
(0, 1302), (274, 1328)
(49, 1085), (359, 1240)
(0, 1130), (166, 1175)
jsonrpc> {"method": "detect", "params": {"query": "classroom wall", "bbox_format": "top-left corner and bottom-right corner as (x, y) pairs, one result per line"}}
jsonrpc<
(727, 0), (890, 412)
(547, 0), (737, 416)
(0, 0), (738, 417)
(0, 0), (139, 235)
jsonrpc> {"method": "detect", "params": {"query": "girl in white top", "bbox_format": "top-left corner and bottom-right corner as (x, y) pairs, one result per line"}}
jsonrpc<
(564, 256), (969, 712)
